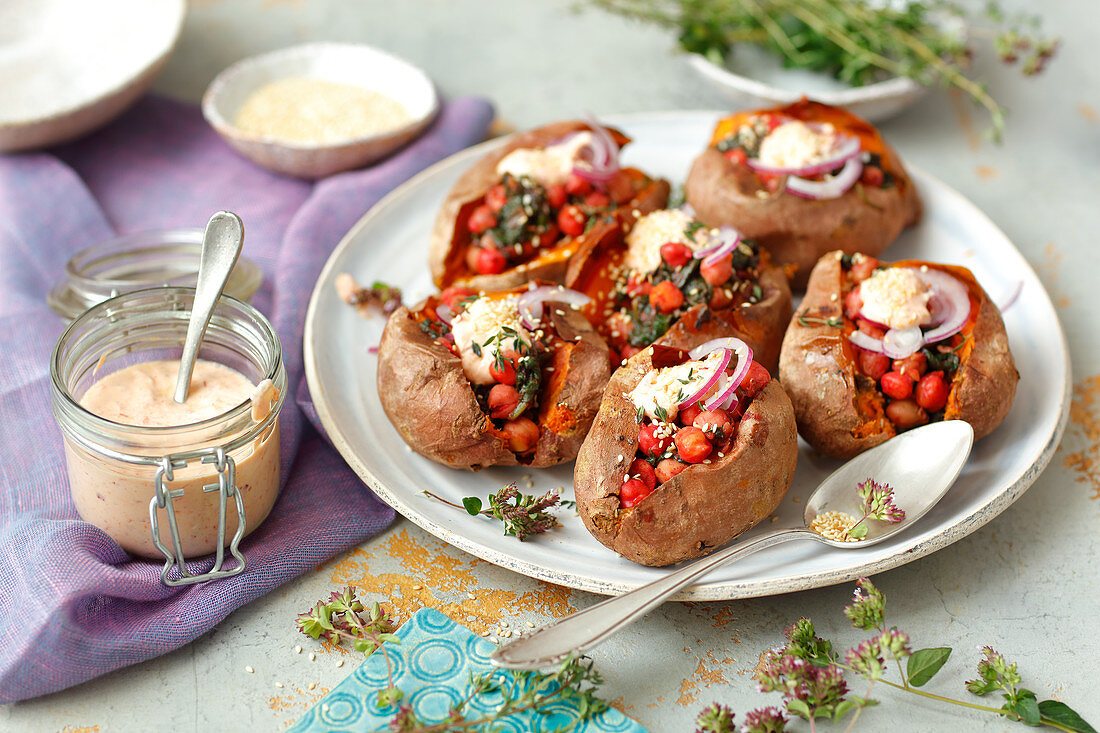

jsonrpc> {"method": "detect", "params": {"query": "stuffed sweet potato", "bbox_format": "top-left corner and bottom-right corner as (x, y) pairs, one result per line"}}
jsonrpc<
(377, 283), (610, 469)
(684, 99), (922, 289)
(565, 208), (791, 373)
(574, 338), (798, 566)
(779, 251), (1018, 459)
(429, 119), (669, 291)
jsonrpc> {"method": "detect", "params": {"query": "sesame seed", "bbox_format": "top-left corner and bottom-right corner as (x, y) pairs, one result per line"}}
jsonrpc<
(245, 666), (255, 674)
(322, 705), (330, 713)
(309, 682), (316, 690)
(481, 631), (490, 637)
(294, 645), (302, 654)
(616, 454), (624, 462)
(413, 585), (422, 590)
(810, 510), (861, 542)
(467, 592), (476, 600)
(309, 652), (316, 662)
(335, 659), (344, 668)
(489, 636), (498, 644)
(274, 681), (284, 688)
(527, 621), (536, 627)
(499, 621), (509, 627)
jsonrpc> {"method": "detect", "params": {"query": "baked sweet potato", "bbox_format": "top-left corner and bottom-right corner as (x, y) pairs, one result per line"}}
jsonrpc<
(377, 284), (610, 469)
(564, 208), (792, 373)
(574, 341), (798, 566)
(429, 119), (669, 291)
(778, 251), (1018, 459)
(684, 99), (922, 289)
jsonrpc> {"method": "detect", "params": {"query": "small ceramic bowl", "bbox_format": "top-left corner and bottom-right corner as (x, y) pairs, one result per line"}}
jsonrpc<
(203, 43), (439, 179)
(686, 49), (927, 123)
(0, 0), (185, 152)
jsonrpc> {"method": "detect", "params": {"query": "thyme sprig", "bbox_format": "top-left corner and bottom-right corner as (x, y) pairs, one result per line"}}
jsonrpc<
(696, 579), (1095, 732)
(423, 482), (569, 540)
(584, 0), (1058, 141)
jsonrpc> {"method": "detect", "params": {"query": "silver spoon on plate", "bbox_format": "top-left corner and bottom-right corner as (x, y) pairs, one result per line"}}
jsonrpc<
(492, 419), (974, 670)
(173, 211), (244, 404)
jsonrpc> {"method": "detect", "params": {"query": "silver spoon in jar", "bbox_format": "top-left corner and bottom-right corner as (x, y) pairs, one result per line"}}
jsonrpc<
(492, 419), (974, 670)
(173, 211), (244, 403)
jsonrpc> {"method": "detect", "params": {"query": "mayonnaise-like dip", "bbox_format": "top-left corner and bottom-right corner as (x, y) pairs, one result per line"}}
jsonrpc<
(67, 359), (280, 558)
(80, 359), (253, 426)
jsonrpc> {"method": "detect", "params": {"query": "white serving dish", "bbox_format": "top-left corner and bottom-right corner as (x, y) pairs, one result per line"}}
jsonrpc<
(0, 0), (185, 152)
(686, 48), (927, 123)
(202, 42), (439, 179)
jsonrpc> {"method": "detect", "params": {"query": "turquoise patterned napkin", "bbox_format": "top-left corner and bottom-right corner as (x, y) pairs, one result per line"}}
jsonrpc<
(289, 608), (644, 732)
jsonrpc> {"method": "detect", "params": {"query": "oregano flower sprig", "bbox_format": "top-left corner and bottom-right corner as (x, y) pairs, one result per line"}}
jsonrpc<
(423, 482), (572, 540)
(697, 578), (1095, 732)
(846, 479), (906, 540)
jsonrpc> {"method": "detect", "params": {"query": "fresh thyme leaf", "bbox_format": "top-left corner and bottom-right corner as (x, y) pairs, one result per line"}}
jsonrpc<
(907, 647), (952, 687)
(462, 496), (483, 515)
(684, 221), (706, 242)
(798, 310), (844, 328)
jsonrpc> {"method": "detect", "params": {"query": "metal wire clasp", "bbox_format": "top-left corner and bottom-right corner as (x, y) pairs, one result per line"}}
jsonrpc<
(148, 447), (247, 586)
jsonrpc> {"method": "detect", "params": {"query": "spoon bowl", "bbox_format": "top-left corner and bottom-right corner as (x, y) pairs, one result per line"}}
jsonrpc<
(492, 420), (974, 670)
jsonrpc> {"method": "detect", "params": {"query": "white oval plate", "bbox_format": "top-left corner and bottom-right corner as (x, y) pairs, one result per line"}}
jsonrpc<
(304, 111), (1069, 601)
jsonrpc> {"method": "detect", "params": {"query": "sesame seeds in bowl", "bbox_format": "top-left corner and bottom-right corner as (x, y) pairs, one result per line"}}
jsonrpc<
(202, 42), (439, 179)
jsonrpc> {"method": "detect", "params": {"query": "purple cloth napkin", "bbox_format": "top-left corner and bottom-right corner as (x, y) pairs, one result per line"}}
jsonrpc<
(0, 94), (494, 703)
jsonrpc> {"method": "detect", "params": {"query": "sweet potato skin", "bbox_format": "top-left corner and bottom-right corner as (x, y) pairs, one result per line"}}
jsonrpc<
(376, 299), (610, 470)
(573, 349), (798, 567)
(428, 120), (668, 291)
(684, 100), (922, 289)
(778, 251), (1018, 458)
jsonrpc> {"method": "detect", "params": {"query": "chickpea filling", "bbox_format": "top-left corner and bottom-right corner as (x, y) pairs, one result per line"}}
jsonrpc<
(619, 351), (772, 510)
(597, 210), (767, 362)
(839, 255), (968, 433)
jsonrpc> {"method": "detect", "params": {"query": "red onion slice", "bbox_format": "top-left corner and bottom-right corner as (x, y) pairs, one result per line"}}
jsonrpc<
(435, 303), (454, 325)
(917, 269), (970, 344)
(572, 115), (621, 184)
(747, 135), (861, 177)
(686, 338), (753, 410)
(849, 329), (885, 354)
(517, 285), (592, 329)
(693, 226), (740, 264)
(786, 157), (864, 200)
(882, 326), (924, 359)
(676, 348), (731, 408)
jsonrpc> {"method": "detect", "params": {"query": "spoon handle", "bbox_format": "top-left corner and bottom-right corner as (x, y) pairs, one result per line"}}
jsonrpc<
(492, 526), (819, 669)
(173, 212), (244, 404)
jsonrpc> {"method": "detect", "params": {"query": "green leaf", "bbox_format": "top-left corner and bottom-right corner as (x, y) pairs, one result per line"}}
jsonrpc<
(847, 522), (869, 539)
(786, 699), (812, 720)
(462, 496), (483, 515)
(832, 700), (857, 720)
(1038, 700), (1098, 733)
(1011, 692), (1041, 726)
(907, 647), (952, 687)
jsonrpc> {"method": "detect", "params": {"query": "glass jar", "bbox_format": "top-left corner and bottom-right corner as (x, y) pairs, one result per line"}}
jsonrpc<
(50, 287), (286, 585)
(47, 228), (263, 320)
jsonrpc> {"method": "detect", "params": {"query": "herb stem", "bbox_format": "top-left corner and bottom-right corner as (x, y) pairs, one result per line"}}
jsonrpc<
(843, 679), (876, 733)
(835, 662), (1014, 716)
(421, 490), (465, 510)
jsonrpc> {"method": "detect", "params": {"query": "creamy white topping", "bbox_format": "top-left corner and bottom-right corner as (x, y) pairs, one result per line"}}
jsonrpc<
(450, 296), (533, 385)
(624, 209), (709, 274)
(629, 351), (726, 420)
(758, 120), (837, 169)
(495, 132), (593, 188)
(859, 267), (932, 330)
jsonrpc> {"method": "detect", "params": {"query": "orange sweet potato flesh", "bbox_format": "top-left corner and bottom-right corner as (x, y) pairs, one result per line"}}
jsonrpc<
(376, 288), (610, 470)
(574, 346), (798, 567)
(778, 251), (1018, 459)
(684, 99), (922, 289)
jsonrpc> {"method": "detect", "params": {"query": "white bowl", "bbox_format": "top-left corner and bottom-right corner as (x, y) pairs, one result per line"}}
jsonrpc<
(202, 43), (439, 179)
(686, 49), (927, 123)
(0, 0), (185, 152)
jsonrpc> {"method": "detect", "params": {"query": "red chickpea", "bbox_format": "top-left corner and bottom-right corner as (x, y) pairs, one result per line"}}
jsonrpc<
(739, 361), (771, 399)
(485, 184), (508, 212)
(700, 255), (733, 286)
(674, 426), (712, 463)
(619, 478), (652, 509)
(488, 357), (517, 386)
(557, 205), (586, 237)
(709, 287), (732, 310)
(475, 247), (507, 275)
(584, 191), (611, 208)
(849, 255), (880, 283)
(880, 371), (912, 400)
(467, 204), (497, 235)
(638, 424), (672, 457)
(501, 417), (539, 453)
(661, 242), (693, 268)
(859, 350), (890, 380)
(655, 458), (688, 484)
(915, 371), (949, 412)
(693, 409), (733, 439)
(678, 401), (704, 428)
(885, 399), (928, 431)
(649, 281), (684, 314)
(629, 458), (657, 491)
(565, 173), (592, 197)
(893, 352), (928, 382)
(844, 286), (863, 320)
(546, 183), (567, 210)
(488, 384), (521, 419)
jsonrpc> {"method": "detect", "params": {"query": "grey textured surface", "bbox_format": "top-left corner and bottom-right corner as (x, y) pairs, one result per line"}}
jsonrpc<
(3, 0), (1099, 731)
